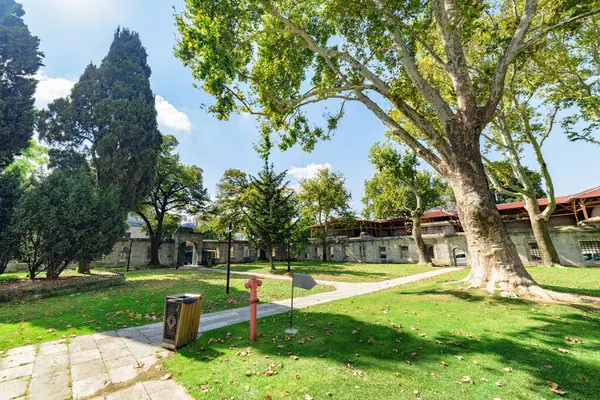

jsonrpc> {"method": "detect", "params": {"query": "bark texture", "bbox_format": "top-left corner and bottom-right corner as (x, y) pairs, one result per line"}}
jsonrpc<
(523, 198), (561, 266)
(412, 215), (432, 265)
(446, 124), (550, 298)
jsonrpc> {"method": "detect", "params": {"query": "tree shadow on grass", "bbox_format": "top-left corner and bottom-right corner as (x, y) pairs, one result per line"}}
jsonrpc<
(170, 294), (600, 399)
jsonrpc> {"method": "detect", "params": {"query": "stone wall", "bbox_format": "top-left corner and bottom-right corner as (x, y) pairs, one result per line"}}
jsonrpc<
(302, 226), (600, 267)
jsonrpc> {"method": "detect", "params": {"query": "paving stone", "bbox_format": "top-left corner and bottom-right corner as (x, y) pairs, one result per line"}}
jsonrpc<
(126, 343), (156, 360)
(105, 382), (149, 400)
(28, 369), (70, 400)
(0, 363), (33, 383)
(71, 358), (106, 381)
(72, 373), (110, 399)
(147, 385), (193, 400)
(4, 346), (36, 357)
(116, 327), (144, 338)
(108, 364), (142, 384)
(68, 338), (98, 353)
(92, 331), (118, 341)
(142, 380), (186, 395)
(38, 342), (67, 356)
(104, 355), (137, 370)
(98, 347), (132, 362)
(0, 352), (35, 369)
(32, 353), (69, 378)
(96, 337), (126, 350)
(69, 348), (101, 365)
(0, 376), (28, 400)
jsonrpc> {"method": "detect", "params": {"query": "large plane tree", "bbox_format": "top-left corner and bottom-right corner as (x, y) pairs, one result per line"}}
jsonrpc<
(175, 0), (599, 298)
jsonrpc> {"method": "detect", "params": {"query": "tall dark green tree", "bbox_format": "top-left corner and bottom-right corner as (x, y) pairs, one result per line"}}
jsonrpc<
(137, 135), (209, 265)
(0, 0), (43, 170)
(0, 170), (23, 274)
(38, 28), (162, 212)
(244, 163), (296, 270)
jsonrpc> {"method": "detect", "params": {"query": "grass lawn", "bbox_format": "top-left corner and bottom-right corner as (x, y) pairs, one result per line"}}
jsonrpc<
(0, 269), (333, 351)
(528, 266), (600, 298)
(215, 261), (438, 282)
(165, 268), (600, 400)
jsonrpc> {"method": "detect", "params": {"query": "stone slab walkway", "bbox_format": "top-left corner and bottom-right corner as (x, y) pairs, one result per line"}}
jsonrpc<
(0, 267), (461, 400)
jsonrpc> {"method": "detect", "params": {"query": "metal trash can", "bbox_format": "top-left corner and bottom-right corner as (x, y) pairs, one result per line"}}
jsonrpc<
(162, 294), (202, 349)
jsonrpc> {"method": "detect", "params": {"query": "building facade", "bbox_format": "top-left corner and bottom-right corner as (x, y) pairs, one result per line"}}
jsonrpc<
(304, 186), (600, 267)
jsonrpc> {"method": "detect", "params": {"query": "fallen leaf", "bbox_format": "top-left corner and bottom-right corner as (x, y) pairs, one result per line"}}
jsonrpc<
(199, 385), (210, 392)
(304, 395), (313, 400)
(545, 365), (552, 369)
(296, 374), (301, 379)
(440, 361), (448, 367)
(556, 348), (571, 354)
(455, 356), (464, 361)
(581, 377), (589, 383)
(495, 381), (502, 387)
(480, 377), (488, 382)
(504, 367), (513, 373)
(461, 376), (472, 384)
(160, 374), (172, 381)
(290, 355), (300, 360)
(547, 381), (565, 395)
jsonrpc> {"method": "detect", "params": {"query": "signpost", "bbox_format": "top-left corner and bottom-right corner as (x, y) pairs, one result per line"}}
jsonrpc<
(285, 273), (317, 335)
(226, 222), (232, 294)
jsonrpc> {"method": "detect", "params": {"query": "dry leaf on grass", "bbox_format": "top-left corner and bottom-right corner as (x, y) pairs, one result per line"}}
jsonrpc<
(547, 381), (566, 395)
(160, 373), (172, 381)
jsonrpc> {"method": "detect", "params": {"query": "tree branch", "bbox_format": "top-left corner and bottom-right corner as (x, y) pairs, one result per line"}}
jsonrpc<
(484, 0), (538, 123)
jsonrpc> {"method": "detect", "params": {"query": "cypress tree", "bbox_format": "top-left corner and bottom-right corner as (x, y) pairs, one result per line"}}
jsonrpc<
(0, 0), (43, 169)
(39, 27), (162, 212)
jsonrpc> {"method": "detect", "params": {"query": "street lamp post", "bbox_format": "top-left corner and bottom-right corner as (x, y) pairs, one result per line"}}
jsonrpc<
(287, 241), (291, 272)
(226, 222), (232, 294)
(126, 238), (133, 272)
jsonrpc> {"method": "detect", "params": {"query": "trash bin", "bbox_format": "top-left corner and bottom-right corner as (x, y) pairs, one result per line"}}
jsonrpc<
(162, 294), (202, 349)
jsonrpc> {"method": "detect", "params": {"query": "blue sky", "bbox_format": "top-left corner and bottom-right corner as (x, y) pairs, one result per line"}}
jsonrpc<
(20, 0), (598, 211)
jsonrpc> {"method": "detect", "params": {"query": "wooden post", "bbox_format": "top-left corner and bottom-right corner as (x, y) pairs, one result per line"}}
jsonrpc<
(580, 199), (589, 220)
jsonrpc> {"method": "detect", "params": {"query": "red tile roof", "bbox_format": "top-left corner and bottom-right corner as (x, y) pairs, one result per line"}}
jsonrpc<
(569, 185), (600, 200)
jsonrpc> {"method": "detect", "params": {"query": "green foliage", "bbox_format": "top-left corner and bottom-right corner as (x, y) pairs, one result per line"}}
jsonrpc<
(0, 169), (23, 274)
(244, 163), (297, 266)
(11, 167), (123, 279)
(486, 160), (546, 204)
(137, 134), (209, 264)
(298, 168), (352, 228)
(213, 168), (250, 233)
(38, 27), (162, 212)
(6, 139), (49, 179)
(298, 167), (351, 260)
(174, 0), (598, 160)
(364, 142), (447, 219)
(0, 0), (43, 169)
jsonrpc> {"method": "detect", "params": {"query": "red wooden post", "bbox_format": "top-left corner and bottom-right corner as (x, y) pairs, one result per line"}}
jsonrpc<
(245, 275), (262, 342)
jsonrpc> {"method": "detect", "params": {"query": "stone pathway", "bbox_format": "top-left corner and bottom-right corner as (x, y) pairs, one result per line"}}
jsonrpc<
(0, 267), (461, 400)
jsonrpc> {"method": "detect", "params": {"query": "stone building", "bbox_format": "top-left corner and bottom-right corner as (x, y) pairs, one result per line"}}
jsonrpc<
(304, 186), (600, 267)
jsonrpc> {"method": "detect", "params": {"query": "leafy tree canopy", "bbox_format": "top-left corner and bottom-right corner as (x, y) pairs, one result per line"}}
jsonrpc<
(363, 141), (446, 219)
(0, 0), (43, 169)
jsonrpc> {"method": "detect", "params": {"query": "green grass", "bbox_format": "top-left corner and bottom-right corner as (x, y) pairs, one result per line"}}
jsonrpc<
(0, 269), (334, 351)
(215, 261), (438, 282)
(528, 266), (600, 297)
(165, 269), (600, 400)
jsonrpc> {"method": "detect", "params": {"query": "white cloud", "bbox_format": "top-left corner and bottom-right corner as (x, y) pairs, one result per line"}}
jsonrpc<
(34, 73), (193, 133)
(155, 95), (193, 132)
(34, 71), (75, 107)
(288, 163), (332, 180)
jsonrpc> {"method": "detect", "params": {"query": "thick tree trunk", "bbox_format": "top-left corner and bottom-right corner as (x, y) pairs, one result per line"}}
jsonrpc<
(447, 145), (549, 298)
(150, 238), (161, 266)
(523, 199), (561, 266)
(78, 259), (90, 274)
(412, 215), (432, 265)
(321, 224), (327, 262)
(268, 248), (275, 270)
